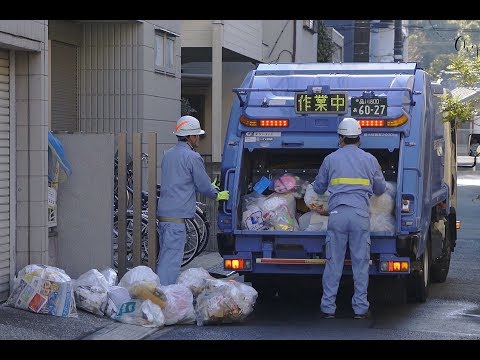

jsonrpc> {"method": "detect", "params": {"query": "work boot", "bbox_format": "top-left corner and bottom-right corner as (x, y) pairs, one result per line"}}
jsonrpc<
(353, 310), (371, 319)
(320, 311), (335, 319)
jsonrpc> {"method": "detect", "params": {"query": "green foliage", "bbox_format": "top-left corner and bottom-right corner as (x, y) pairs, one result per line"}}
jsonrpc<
(447, 56), (480, 87)
(439, 93), (479, 125)
(317, 20), (334, 62)
(427, 53), (458, 80)
(439, 55), (480, 126)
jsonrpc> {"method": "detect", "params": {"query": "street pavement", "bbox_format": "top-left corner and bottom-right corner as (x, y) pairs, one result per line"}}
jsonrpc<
(0, 251), (224, 341)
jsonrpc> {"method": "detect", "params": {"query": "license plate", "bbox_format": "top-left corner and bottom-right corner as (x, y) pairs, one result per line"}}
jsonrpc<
(295, 92), (348, 114)
(351, 97), (387, 117)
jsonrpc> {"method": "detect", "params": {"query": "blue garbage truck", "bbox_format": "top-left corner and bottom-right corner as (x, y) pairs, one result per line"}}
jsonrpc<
(217, 62), (458, 303)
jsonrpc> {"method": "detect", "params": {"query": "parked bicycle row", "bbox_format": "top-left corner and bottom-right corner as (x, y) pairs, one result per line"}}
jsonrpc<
(113, 152), (210, 270)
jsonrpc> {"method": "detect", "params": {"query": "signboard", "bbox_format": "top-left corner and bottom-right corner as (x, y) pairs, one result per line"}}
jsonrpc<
(295, 92), (348, 114)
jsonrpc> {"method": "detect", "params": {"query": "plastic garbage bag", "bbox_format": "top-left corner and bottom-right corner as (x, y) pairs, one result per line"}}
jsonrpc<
(159, 284), (196, 325)
(73, 269), (109, 316)
(6, 264), (77, 318)
(304, 183), (330, 211)
(114, 299), (165, 327)
(176, 267), (215, 296)
(194, 279), (258, 326)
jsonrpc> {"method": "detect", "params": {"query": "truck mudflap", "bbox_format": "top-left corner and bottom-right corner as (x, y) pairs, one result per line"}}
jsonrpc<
(222, 254), (410, 275)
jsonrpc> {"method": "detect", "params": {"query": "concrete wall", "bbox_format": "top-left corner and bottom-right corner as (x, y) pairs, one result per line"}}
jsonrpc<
(262, 20), (295, 63)
(181, 21), (212, 48)
(55, 133), (114, 279)
(1, 21), (50, 272)
(223, 21), (262, 62)
(295, 21), (318, 62)
(77, 21), (181, 182)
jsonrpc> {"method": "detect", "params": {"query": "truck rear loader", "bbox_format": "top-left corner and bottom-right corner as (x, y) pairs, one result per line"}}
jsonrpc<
(217, 62), (458, 303)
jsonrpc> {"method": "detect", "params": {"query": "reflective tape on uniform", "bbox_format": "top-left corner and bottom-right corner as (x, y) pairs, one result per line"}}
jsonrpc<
(330, 177), (370, 186)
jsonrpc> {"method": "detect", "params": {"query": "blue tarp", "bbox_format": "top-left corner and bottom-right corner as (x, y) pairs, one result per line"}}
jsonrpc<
(48, 131), (72, 182)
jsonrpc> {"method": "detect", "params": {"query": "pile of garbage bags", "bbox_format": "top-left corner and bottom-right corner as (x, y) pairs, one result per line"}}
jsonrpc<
(6, 263), (258, 328)
(241, 173), (397, 233)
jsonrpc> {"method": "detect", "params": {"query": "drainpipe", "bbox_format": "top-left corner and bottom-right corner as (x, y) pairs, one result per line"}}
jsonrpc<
(394, 20), (403, 62)
(292, 20), (296, 62)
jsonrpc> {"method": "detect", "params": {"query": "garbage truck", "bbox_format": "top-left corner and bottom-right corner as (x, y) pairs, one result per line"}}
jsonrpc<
(216, 62), (458, 303)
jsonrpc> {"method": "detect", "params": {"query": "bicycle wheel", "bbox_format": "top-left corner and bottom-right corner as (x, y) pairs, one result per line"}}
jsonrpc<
(182, 218), (200, 266)
(194, 208), (210, 256)
(113, 213), (149, 269)
(153, 217), (200, 267)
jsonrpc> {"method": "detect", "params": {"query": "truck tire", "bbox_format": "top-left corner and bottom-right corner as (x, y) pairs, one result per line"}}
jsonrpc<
(430, 233), (452, 283)
(408, 238), (430, 303)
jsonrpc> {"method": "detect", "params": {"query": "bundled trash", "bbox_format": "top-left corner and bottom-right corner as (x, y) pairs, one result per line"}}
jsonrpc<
(159, 284), (196, 325)
(272, 173), (309, 199)
(194, 278), (258, 326)
(303, 183), (330, 211)
(73, 269), (110, 316)
(241, 192), (299, 231)
(298, 211), (329, 231)
(369, 181), (397, 232)
(114, 266), (166, 327)
(6, 264), (78, 318)
(176, 267), (215, 296)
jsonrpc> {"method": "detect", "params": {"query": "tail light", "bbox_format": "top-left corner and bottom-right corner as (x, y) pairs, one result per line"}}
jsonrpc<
(240, 115), (289, 128)
(358, 114), (408, 128)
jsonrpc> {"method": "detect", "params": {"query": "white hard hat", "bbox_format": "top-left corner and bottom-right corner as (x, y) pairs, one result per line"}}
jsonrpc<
(338, 117), (361, 138)
(173, 115), (205, 136)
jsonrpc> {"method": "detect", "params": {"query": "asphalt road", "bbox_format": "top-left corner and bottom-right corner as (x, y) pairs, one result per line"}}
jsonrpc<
(146, 167), (480, 341)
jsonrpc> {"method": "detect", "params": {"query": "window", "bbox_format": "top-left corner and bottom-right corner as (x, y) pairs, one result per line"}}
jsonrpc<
(155, 29), (177, 74)
(303, 20), (317, 33)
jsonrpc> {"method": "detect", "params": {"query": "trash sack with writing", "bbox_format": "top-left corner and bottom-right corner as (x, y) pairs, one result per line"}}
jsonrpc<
(159, 284), (196, 325)
(260, 192), (298, 231)
(6, 264), (77, 318)
(101, 285), (132, 319)
(176, 267), (215, 297)
(114, 299), (165, 327)
(73, 269), (109, 316)
(241, 192), (269, 230)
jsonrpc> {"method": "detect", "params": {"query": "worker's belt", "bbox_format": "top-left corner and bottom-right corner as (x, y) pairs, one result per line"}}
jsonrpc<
(157, 216), (185, 223)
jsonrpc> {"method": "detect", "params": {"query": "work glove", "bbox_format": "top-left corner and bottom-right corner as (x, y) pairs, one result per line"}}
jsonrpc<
(211, 176), (220, 191)
(216, 190), (229, 201)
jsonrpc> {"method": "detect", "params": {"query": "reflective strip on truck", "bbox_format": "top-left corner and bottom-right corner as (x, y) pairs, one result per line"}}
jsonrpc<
(256, 258), (373, 265)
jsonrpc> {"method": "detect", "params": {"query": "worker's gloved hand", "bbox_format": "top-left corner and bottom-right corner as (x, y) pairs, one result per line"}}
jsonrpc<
(216, 190), (229, 201)
(211, 177), (220, 190)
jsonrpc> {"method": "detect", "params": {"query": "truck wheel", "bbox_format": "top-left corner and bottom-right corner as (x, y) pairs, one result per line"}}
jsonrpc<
(430, 236), (451, 283)
(408, 239), (430, 303)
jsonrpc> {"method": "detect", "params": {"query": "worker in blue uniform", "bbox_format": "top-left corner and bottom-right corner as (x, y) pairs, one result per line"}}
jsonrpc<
(156, 115), (229, 285)
(313, 117), (386, 319)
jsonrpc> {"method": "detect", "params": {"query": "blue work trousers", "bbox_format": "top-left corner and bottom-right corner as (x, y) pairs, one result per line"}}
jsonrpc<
(156, 221), (186, 285)
(321, 205), (371, 315)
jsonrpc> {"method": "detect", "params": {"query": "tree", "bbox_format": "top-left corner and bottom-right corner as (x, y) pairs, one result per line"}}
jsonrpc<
(427, 53), (459, 81)
(440, 55), (480, 126)
(317, 20), (335, 62)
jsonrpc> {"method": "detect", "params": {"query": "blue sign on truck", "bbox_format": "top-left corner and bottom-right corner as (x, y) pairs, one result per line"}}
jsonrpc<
(217, 62), (458, 303)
